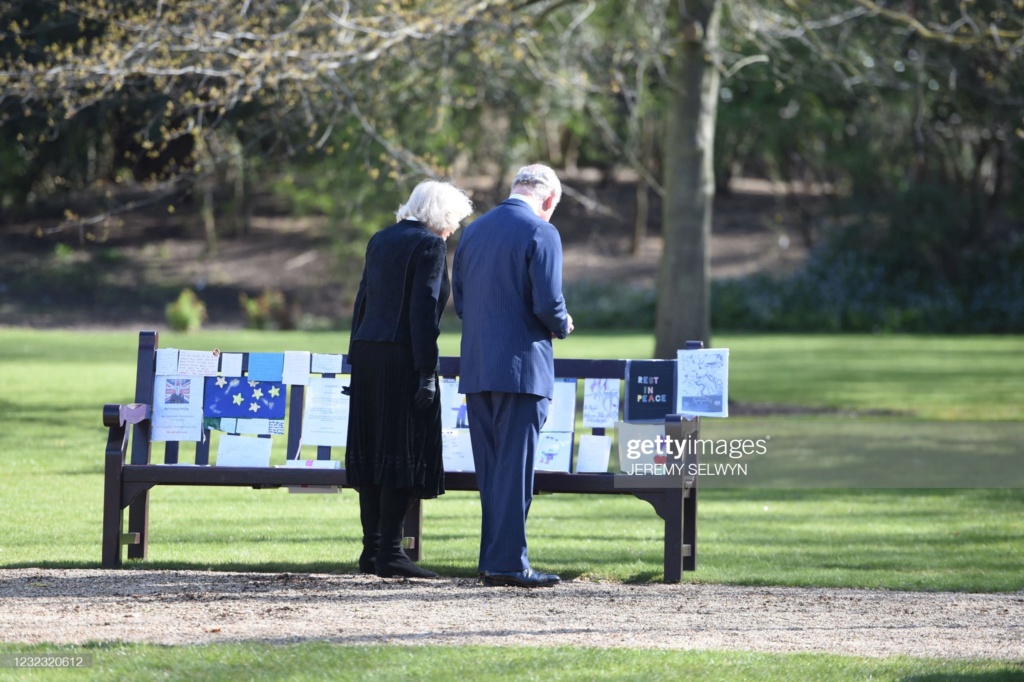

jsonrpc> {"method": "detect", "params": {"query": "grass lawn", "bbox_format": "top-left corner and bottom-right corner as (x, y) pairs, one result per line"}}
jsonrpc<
(2, 329), (1022, 677)
(1, 643), (1022, 681)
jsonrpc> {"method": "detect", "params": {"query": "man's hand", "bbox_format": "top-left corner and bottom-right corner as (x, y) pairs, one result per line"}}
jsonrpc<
(553, 313), (575, 339)
(413, 372), (437, 410)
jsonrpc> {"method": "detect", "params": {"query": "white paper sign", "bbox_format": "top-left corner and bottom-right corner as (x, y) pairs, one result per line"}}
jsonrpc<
(442, 429), (475, 472)
(220, 353), (244, 377)
(311, 353), (344, 375)
(536, 432), (573, 472)
(177, 349), (220, 376)
(302, 376), (350, 447)
(676, 348), (729, 418)
(282, 351), (311, 385)
(576, 434), (612, 473)
(216, 434), (272, 467)
(151, 375), (204, 442)
(440, 378), (469, 429)
(582, 378), (621, 428)
(542, 378), (578, 432)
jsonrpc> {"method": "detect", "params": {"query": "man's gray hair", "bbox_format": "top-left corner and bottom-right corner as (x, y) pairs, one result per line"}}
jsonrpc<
(510, 164), (561, 203)
(396, 180), (474, 234)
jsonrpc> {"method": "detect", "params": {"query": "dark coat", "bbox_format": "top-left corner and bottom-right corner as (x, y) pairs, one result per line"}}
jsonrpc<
(350, 220), (449, 373)
(452, 198), (569, 399)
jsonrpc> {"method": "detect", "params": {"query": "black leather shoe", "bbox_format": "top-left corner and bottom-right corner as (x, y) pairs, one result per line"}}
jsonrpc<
(480, 568), (560, 588)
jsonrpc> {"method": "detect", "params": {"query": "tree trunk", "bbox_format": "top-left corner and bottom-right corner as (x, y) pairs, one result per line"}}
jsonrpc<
(654, 0), (721, 357)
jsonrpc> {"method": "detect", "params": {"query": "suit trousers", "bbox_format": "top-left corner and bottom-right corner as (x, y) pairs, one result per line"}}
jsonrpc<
(466, 391), (549, 573)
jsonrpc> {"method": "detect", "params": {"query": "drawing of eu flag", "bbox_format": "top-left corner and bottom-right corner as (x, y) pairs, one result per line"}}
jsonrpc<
(203, 376), (287, 419)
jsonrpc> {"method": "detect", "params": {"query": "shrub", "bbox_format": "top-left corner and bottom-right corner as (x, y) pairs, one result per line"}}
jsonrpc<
(165, 288), (207, 333)
(239, 289), (297, 330)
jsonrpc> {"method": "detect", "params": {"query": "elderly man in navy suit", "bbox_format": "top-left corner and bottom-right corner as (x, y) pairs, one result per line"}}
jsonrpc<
(452, 164), (574, 588)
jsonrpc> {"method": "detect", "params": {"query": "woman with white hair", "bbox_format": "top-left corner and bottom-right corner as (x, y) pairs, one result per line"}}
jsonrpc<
(346, 179), (473, 578)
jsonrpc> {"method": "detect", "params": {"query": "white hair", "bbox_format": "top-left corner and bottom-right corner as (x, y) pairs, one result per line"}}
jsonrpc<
(510, 164), (561, 204)
(396, 180), (474, 235)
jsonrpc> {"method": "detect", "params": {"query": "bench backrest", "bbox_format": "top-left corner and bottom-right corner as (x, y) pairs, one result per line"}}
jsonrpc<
(129, 332), (663, 470)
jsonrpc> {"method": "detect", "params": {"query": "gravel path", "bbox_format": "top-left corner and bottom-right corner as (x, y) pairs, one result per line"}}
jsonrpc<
(1, 569), (1022, 660)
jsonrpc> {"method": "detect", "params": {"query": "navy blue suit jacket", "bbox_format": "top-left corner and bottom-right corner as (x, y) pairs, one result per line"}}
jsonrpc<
(452, 198), (569, 399)
(350, 220), (449, 373)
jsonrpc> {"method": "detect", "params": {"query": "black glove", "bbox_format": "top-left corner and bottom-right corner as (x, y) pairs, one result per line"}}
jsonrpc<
(412, 372), (437, 411)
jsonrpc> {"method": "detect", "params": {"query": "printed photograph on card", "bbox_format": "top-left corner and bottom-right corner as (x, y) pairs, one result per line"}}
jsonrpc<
(151, 375), (204, 442)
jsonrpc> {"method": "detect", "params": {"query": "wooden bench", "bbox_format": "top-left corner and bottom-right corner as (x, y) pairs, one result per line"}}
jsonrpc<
(102, 331), (700, 580)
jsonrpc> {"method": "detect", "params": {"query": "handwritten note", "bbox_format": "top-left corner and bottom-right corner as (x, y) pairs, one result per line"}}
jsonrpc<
(311, 353), (344, 375)
(583, 378), (621, 428)
(155, 349), (179, 376)
(282, 351), (311, 385)
(177, 349), (220, 376)
(220, 353), (244, 377)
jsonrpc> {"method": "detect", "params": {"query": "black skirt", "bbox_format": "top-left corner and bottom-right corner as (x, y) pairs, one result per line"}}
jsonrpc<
(345, 340), (444, 498)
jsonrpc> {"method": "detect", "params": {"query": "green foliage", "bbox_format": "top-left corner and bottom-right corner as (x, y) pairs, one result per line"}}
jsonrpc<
(239, 289), (296, 331)
(712, 210), (1024, 334)
(164, 288), (207, 333)
(563, 280), (657, 330)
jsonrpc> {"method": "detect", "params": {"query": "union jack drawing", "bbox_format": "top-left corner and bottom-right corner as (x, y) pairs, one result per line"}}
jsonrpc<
(165, 378), (191, 405)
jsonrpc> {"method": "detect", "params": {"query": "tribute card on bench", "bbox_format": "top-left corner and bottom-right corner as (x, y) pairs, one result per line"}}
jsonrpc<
(542, 378), (578, 432)
(282, 351), (311, 385)
(177, 349), (220, 376)
(151, 375), (204, 442)
(247, 352), (284, 382)
(440, 377), (469, 429)
(441, 429), (475, 472)
(203, 377), (287, 419)
(155, 348), (179, 376)
(624, 360), (676, 423)
(216, 434), (272, 467)
(575, 434), (612, 473)
(302, 376), (350, 447)
(536, 432), (573, 472)
(676, 348), (729, 418)
(311, 353), (344, 375)
(583, 378), (621, 428)
(220, 353), (244, 377)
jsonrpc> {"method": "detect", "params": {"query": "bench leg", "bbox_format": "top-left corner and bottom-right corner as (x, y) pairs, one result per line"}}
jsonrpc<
(102, 456), (124, 568)
(403, 498), (423, 562)
(635, 489), (686, 583)
(662, 488), (685, 583)
(126, 493), (150, 560)
(683, 487), (697, 572)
